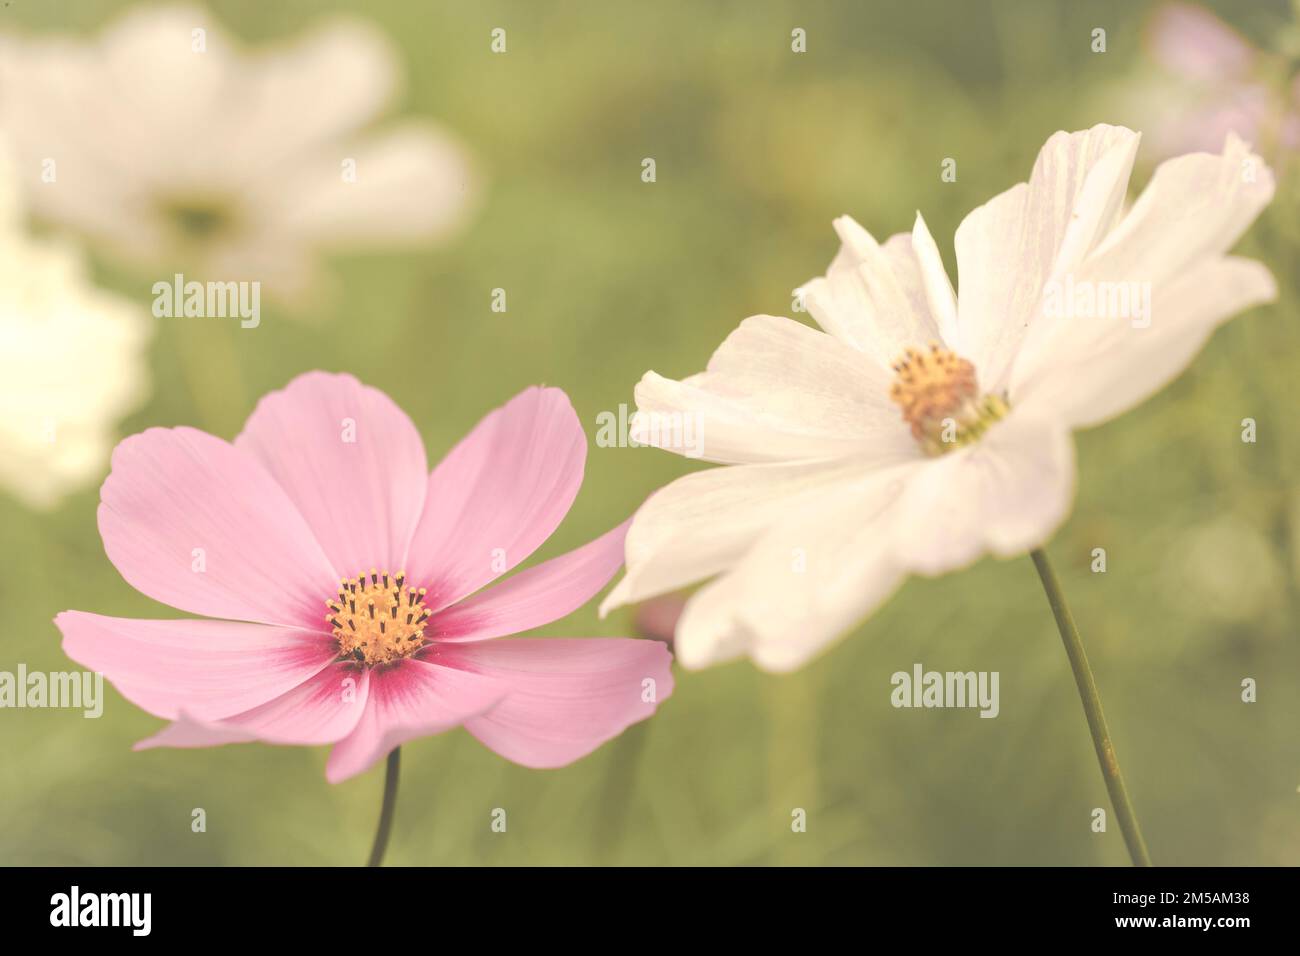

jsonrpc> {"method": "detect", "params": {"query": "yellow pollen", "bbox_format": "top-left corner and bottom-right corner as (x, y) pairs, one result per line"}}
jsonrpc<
(326, 569), (429, 667)
(888, 342), (1008, 455)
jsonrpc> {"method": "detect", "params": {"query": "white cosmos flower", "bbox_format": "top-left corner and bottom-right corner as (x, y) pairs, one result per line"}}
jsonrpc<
(0, 147), (149, 510)
(0, 5), (477, 303)
(601, 125), (1276, 672)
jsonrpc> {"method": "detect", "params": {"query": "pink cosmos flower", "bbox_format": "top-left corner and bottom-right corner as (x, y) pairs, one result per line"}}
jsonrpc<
(56, 372), (673, 783)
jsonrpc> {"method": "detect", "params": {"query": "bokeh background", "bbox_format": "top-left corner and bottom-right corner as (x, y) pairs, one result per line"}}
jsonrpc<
(2, 0), (1298, 866)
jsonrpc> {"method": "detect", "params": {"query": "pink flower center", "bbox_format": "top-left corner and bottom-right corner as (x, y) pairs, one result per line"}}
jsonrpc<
(326, 570), (430, 667)
(888, 342), (1008, 455)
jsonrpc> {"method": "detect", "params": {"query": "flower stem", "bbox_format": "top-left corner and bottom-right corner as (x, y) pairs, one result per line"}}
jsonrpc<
(367, 747), (401, 867)
(1029, 549), (1153, 867)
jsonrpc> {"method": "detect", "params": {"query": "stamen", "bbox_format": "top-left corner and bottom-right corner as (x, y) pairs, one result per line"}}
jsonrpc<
(888, 342), (1008, 455)
(329, 568), (431, 667)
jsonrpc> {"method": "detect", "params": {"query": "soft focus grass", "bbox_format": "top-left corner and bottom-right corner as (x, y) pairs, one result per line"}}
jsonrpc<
(2, 0), (1298, 865)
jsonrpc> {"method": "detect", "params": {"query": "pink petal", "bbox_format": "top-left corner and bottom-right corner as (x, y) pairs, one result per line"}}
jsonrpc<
(235, 372), (428, 576)
(438, 638), (674, 768)
(403, 387), (586, 612)
(633, 594), (687, 645)
(136, 663), (371, 750)
(429, 520), (629, 643)
(56, 611), (337, 721)
(325, 659), (510, 782)
(98, 427), (339, 627)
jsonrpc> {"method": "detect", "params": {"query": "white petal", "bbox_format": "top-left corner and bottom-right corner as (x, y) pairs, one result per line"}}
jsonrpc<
(909, 212), (960, 348)
(890, 407), (1076, 575)
(267, 123), (478, 246)
(1013, 257), (1275, 429)
(954, 125), (1140, 392)
(649, 408), (1073, 672)
(1048, 133), (1141, 280)
(799, 215), (943, 366)
(0, 145), (22, 229)
(199, 236), (323, 306)
(97, 5), (237, 153)
(1010, 134), (1276, 411)
(672, 464), (918, 671)
(630, 314), (914, 464)
(601, 451), (916, 615)
(1078, 132), (1274, 288)
(0, 232), (149, 509)
(0, 37), (169, 243)
(236, 18), (399, 170)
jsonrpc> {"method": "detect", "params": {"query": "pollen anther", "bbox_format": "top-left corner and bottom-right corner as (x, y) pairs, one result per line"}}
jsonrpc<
(888, 342), (1008, 455)
(328, 569), (428, 666)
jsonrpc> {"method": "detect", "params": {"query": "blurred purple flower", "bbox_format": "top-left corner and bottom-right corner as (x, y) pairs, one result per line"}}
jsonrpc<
(1143, 2), (1300, 158)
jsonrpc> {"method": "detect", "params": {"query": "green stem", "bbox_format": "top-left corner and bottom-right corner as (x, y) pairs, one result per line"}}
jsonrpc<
(366, 748), (401, 867)
(1030, 549), (1153, 867)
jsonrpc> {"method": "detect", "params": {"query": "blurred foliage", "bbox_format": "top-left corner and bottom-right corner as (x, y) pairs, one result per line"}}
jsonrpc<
(1, 0), (1297, 866)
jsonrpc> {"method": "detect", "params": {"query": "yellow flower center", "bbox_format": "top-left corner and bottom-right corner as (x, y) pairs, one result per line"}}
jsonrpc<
(888, 343), (1008, 456)
(326, 570), (430, 667)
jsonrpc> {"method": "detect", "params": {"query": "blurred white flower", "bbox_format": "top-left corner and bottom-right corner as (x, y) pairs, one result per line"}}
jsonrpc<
(0, 148), (150, 510)
(603, 125), (1275, 672)
(0, 4), (478, 303)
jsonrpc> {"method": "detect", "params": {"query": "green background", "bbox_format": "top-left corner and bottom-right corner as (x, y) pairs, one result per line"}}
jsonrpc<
(2, 0), (1297, 865)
